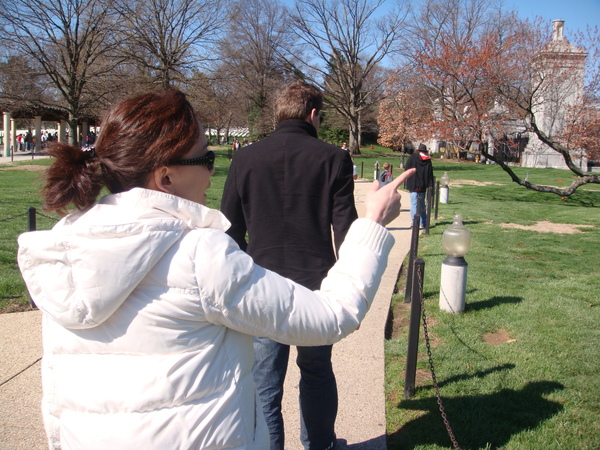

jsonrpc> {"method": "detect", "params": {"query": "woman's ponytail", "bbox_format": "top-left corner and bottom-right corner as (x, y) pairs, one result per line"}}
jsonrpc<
(43, 143), (103, 214)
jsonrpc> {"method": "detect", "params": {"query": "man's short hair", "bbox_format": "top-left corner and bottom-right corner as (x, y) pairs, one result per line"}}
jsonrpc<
(418, 143), (428, 153)
(275, 81), (323, 123)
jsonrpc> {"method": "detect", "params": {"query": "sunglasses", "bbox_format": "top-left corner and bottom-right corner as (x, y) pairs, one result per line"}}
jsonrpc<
(171, 150), (215, 170)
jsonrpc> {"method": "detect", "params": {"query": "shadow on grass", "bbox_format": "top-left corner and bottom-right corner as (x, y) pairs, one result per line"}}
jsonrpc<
(466, 296), (523, 312)
(389, 380), (564, 449)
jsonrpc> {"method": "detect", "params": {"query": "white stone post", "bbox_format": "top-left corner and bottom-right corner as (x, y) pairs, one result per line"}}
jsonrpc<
(82, 121), (89, 147)
(2, 112), (10, 157)
(35, 115), (42, 154)
(10, 118), (17, 154)
(59, 120), (67, 143)
(439, 259), (468, 314)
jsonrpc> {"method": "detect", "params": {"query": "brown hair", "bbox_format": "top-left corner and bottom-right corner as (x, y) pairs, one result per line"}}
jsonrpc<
(43, 89), (200, 213)
(274, 81), (323, 123)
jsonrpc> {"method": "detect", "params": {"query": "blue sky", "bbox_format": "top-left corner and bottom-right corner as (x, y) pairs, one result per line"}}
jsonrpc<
(501, 0), (599, 35)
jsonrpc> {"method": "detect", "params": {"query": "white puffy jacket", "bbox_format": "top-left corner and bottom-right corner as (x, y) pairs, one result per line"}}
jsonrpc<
(17, 188), (394, 449)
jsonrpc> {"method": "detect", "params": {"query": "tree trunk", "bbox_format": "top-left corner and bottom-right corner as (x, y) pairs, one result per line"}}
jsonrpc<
(348, 119), (361, 155)
(68, 115), (78, 147)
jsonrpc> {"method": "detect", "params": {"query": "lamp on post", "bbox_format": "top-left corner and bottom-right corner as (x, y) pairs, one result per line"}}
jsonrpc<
(439, 171), (450, 204)
(439, 215), (471, 314)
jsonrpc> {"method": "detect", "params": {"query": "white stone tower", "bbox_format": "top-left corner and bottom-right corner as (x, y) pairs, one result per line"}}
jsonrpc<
(522, 20), (588, 169)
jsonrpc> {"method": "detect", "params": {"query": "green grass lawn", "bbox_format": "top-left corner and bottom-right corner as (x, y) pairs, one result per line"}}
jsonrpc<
(385, 161), (599, 449)
(1, 148), (599, 449)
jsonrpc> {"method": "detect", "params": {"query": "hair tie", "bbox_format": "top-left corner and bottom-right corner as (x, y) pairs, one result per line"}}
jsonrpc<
(83, 147), (96, 160)
(83, 147), (97, 167)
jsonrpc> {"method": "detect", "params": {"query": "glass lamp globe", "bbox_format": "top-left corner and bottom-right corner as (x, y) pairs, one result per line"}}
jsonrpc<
(442, 215), (471, 258)
(440, 171), (450, 187)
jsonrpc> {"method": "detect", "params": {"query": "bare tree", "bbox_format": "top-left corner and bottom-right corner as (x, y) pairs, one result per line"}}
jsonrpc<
(0, 56), (47, 106)
(185, 69), (244, 144)
(116, 0), (228, 88)
(218, 0), (294, 138)
(377, 67), (430, 152)
(0, 0), (125, 145)
(289, 0), (410, 154)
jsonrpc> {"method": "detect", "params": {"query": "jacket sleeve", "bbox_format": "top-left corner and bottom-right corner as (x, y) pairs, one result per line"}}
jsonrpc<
(195, 219), (394, 346)
(220, 157), (248, 251)
(331, 152), (359, 252)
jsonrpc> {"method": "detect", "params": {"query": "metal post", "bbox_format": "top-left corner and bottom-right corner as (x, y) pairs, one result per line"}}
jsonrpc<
(425, 187), (433, 235)
(435, 181), (440, 220)
(404, 257), (425, 398)
(404, 215), (421, 303)
(360, 161), (364, 179)
(27, 207), (37, 309)
(27, 207), (36, 231)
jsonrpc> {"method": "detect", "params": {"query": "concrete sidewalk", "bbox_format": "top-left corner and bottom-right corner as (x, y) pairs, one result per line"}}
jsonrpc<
(281, 180), (413, 449)
(0, 150), (50, 164)
(0, 179), (413, 450)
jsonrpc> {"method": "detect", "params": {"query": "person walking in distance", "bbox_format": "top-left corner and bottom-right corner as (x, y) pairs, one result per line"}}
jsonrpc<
(379, 162), (393, 187)
(405, 143), (434, 228)
(221, 81), (357, 450)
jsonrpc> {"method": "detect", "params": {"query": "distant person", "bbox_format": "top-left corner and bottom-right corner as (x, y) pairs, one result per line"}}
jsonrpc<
(221, 80), (357, 450)
(379, 162), (393, 187)
(405, 143), (434, 228)
(17, 88), (414, 449)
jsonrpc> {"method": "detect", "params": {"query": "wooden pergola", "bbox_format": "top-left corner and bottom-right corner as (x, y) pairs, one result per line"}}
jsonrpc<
(1, 102), (98, 157)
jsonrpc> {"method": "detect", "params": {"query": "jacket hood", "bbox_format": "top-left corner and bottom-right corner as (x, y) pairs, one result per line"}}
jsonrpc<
(416, 152), (431, 163)
(18, 188), (230, 329)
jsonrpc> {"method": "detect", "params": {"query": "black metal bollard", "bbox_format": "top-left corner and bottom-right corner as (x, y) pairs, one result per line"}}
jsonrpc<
(435, 180), (440, 220)
(27, 207), (36, 231)
(27, 207), (38, 309)
(425, 187), (433, 235)
(404, 257), (425, 398)
(404, 214), (421, 303)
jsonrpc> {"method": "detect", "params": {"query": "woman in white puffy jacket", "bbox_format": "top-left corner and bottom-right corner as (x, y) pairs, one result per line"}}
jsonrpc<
(17, 89), (414, 450)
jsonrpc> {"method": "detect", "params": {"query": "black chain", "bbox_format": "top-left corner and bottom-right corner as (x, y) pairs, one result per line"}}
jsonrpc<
(0, 212), (28, 223)
(36, 211), (59, 222)
(417, 264), (461, 450)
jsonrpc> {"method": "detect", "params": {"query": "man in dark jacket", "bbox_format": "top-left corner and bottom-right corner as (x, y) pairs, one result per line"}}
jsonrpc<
(221, 80), (358, 450)
(405, 143), (434, 228)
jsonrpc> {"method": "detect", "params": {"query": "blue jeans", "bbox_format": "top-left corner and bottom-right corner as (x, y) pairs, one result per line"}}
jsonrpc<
(410, 191), (427, 227)
(253, 337), (337, 450)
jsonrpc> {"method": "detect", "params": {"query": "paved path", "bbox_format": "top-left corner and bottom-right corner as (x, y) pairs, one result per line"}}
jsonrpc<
(281, 180), (413, 449)
(0, 179), (413, 450)
(0, 150), (49, 164)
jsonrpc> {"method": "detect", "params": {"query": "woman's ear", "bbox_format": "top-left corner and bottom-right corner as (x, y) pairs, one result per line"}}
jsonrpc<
(148, 166), (176, 194)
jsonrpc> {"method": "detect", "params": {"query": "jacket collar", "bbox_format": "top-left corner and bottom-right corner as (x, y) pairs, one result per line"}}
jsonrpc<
(274, 119), (318, 139)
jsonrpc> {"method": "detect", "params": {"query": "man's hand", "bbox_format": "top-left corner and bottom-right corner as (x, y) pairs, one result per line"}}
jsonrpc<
(364, 168), (416, 226)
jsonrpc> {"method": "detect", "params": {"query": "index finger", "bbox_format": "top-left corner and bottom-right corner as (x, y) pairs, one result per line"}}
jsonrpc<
(388, 168), (416, 190)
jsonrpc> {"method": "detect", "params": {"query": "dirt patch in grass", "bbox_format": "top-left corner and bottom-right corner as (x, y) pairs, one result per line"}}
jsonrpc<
(482, 328), (516, 345)
(499, 221), (595, 234)
(0, 164), (47, 172)
(451, 179), (504, 187)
